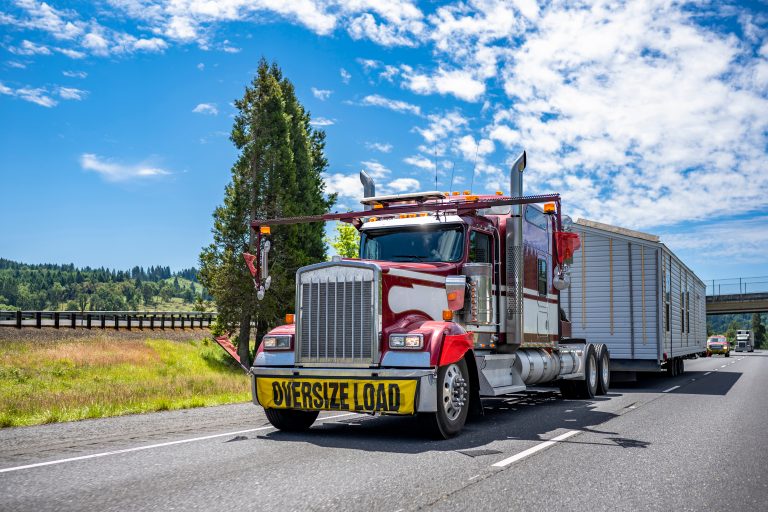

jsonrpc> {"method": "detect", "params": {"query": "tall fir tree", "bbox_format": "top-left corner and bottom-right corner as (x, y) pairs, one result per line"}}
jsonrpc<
(199, 59), (334, 360)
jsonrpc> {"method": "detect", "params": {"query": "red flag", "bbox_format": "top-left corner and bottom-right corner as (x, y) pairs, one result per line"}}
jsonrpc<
(243, 253), (257, 278)
(555, 232), (581, 265)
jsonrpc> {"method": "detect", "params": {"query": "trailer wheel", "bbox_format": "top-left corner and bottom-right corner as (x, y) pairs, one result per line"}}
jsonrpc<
(422, 359), (470, 439)
(666, 358), (677, 377)
(264, 409), (319, 432)
(596, 345), (610, 395)
(677, 358), (685, 374)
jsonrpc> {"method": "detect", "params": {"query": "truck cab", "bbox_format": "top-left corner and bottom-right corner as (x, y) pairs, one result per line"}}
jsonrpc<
(217, 152), (609, 438)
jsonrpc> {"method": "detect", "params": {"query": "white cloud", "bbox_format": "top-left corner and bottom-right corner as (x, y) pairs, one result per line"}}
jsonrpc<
(402, 66), (486, 102)
(10, 39), (52, 55)
(414, 110), (468, 143)
(366, 142), (392, 153)
(340, 68), (351, 84)
(196, 62), (205, 70)
(311, 87), (332, 100)
(192, 103), (218, 115)
(133, 37), (168, 52)
(57, 87), (87, 100)
(456, 135), (495, 161)
(0, 82), (57, 107)
(662, 216), (768, 264)
(387, 177), (421, 193)
(310, 116), (335, 126)
(360, 160), (390, 180)
(7, 61), (27, 69)
(359, 94), (421, 115)
(62, 70), (87, 78)
(403, 155), (434, 170)
(80, 153), (170, 182)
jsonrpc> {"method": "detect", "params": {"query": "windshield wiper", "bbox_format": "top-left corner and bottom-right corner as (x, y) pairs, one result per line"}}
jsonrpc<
(391, 254), (428, 262)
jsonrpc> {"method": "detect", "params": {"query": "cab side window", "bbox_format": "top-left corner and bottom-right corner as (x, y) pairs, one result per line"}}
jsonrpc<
(525, 205), (548, 230)
(469, 231), (493, 263)
(537, 258), (547, 295)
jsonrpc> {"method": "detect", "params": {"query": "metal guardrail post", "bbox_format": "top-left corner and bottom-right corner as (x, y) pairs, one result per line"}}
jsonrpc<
(150, 315), (155, 329)
(71, 312), (76, 329)
(180, 315), (185, 330)
(16, 310), (21, 329)
(54, 312), (59, 329)
(160, 314), (165, 330)
(114, 314), (119, 331)
(170, 314), (175, 329)
(126, 315), (131, 331)
(138, 315), (143, 330)
(100, 314), (106, 329)
(86, 313), (92, 329)
(35, 312), (41, 329)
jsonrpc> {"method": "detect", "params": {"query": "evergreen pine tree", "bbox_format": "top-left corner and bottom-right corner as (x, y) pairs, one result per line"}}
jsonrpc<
(199, 59), (333, 362)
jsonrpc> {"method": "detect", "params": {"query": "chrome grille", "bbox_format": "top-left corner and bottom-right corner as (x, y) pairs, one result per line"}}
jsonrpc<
(296, 262), (380, 366)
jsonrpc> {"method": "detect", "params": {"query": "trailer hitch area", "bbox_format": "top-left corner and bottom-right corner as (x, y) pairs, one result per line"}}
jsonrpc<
(214, 335), (251, 374)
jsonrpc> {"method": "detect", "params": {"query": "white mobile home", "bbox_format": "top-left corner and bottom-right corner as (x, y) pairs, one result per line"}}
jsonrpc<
(561, 219), (706, 376)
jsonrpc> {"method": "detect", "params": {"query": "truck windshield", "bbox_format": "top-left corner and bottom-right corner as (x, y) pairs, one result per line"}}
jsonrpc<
(360, 225), (464, 262)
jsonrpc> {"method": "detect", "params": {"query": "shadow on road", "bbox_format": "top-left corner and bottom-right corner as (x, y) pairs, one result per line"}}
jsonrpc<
(253, 390), (648, 454)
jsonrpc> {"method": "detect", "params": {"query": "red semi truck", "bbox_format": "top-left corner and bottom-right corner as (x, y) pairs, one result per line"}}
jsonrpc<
(215, 152), (609, 438)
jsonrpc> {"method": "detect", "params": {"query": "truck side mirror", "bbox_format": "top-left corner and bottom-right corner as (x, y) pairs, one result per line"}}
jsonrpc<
(446, 275), (467, 311)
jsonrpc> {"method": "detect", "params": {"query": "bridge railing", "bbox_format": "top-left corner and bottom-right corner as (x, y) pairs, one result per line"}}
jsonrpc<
(0, 310), (217, 330)
(706, 276), (768, 299)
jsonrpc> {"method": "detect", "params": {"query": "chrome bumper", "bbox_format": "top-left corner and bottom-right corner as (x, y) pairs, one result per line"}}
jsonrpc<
(249, 366), (438, 413)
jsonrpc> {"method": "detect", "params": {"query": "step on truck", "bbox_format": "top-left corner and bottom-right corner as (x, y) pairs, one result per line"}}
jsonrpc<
(215, 152), (611, 438)
(559, 219), (707, 379)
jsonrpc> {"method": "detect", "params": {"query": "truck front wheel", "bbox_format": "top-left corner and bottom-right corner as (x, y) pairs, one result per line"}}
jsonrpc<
(422, 359), (470, 439)
(264, 409), (319, 432)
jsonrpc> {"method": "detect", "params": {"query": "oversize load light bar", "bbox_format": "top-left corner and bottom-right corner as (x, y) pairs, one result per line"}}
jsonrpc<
(250, 193), (561, 229)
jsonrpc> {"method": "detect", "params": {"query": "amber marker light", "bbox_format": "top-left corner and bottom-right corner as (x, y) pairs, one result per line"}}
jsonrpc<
(285, 314), (295, 324)
(442, 310), (454, 321)
(495, 191), (503, 195)
(544, 202), (556, 213)
(373, 204), (384, 209)
(452, 191), (460, 196)
(260, 226), (271, 235)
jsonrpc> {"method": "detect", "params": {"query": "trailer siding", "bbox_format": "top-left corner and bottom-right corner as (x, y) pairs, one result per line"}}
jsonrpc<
(562, 222), (705, 367)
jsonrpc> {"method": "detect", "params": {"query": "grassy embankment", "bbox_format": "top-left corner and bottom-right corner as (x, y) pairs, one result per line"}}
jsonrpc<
(0, 333), (250, 427)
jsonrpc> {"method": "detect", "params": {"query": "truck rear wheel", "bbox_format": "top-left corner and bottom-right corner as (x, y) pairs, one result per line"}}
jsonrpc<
(560, 345), (597, 399)
(596, 345), (610, 395)
(666, 358), (677, 377)
(264, 409), (319, 432)
(422, 359), (470, 439)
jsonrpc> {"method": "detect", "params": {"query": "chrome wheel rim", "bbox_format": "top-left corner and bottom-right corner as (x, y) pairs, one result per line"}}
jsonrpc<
(602, 354), (609, 387)
(442, 364), (467, 421)
(588, 354), (597, 390)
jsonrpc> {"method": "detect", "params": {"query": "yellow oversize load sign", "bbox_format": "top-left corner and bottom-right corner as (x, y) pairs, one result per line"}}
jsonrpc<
(257, 378), (418, 414)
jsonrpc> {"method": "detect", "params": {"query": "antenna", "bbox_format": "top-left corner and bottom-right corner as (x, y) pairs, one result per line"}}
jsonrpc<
(469, 140), (479, 193)
(433, 144), (438, 190)
(448, 160), (456, 194)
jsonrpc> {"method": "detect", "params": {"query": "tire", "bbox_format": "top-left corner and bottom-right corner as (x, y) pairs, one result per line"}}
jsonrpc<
(596, 345), (610, 395)
(725, 352), (730, 358)
(677, 358), (684, 375)
(667, 358), (677, 377)
(422, 358), (470, 439)
(264, 408), (319, 432)
(567, 345), (598, 399)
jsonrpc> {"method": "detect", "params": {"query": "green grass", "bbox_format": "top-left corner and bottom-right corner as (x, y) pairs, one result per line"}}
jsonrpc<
(0, 336), (250, 428)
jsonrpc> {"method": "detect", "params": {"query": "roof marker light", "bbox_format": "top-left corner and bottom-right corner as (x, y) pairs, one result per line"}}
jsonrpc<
(495, 191), (503, 195)
(260, 226), (271, 235)
(544, 202), (556, 213)
(373, 204), (384, 209)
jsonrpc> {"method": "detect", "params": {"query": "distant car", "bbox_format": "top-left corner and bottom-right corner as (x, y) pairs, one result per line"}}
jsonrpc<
(706, 335), (730, 357)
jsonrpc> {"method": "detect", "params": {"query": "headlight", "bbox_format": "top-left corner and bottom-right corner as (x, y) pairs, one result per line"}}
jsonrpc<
(389, 333), (424, 350)
(262, 335), (292, 350)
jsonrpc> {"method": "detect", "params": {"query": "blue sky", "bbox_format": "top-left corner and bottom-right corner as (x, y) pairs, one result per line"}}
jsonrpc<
(0, 1), (767, 283)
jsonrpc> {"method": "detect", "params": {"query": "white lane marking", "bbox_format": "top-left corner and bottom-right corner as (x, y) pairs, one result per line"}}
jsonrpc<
(720, 365), (727, 368)
(492, 430), (580, 468)
(0, 412), (357, 474)
(704, 372), (712, 376)
(662, 385), (680, 393)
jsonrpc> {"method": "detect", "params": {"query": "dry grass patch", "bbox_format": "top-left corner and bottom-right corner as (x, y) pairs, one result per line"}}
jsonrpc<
(0, 336), (250, 427)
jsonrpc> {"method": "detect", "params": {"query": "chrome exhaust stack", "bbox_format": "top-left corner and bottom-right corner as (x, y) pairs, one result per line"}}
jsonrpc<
(505, 151), (526, 349)
(360, 170), (376, 211)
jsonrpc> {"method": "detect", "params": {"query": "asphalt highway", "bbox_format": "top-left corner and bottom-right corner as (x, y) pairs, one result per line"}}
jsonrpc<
(2, 352), (766, 511)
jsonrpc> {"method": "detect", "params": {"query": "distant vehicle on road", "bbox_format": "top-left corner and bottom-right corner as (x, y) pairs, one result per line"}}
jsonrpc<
(735, 330), (754, 352)
(706, 335), (729, 357)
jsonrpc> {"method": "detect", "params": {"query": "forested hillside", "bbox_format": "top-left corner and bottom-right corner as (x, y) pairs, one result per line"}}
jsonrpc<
(0, 259), (210, 311)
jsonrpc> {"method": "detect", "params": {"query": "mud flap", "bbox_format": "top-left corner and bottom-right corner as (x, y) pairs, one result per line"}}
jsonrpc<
(214, 335), (251, 373)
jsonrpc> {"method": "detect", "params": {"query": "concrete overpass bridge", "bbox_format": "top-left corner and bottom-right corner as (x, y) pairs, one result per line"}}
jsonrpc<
(706, 276), (768, 315)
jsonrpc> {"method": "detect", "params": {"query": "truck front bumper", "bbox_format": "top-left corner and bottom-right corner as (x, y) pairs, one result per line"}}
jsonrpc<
(249, 366), (439, 413)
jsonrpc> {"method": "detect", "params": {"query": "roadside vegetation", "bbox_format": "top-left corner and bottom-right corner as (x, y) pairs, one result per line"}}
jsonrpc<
(0, 259), (213, 312)
(0, 334), (249, 427)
